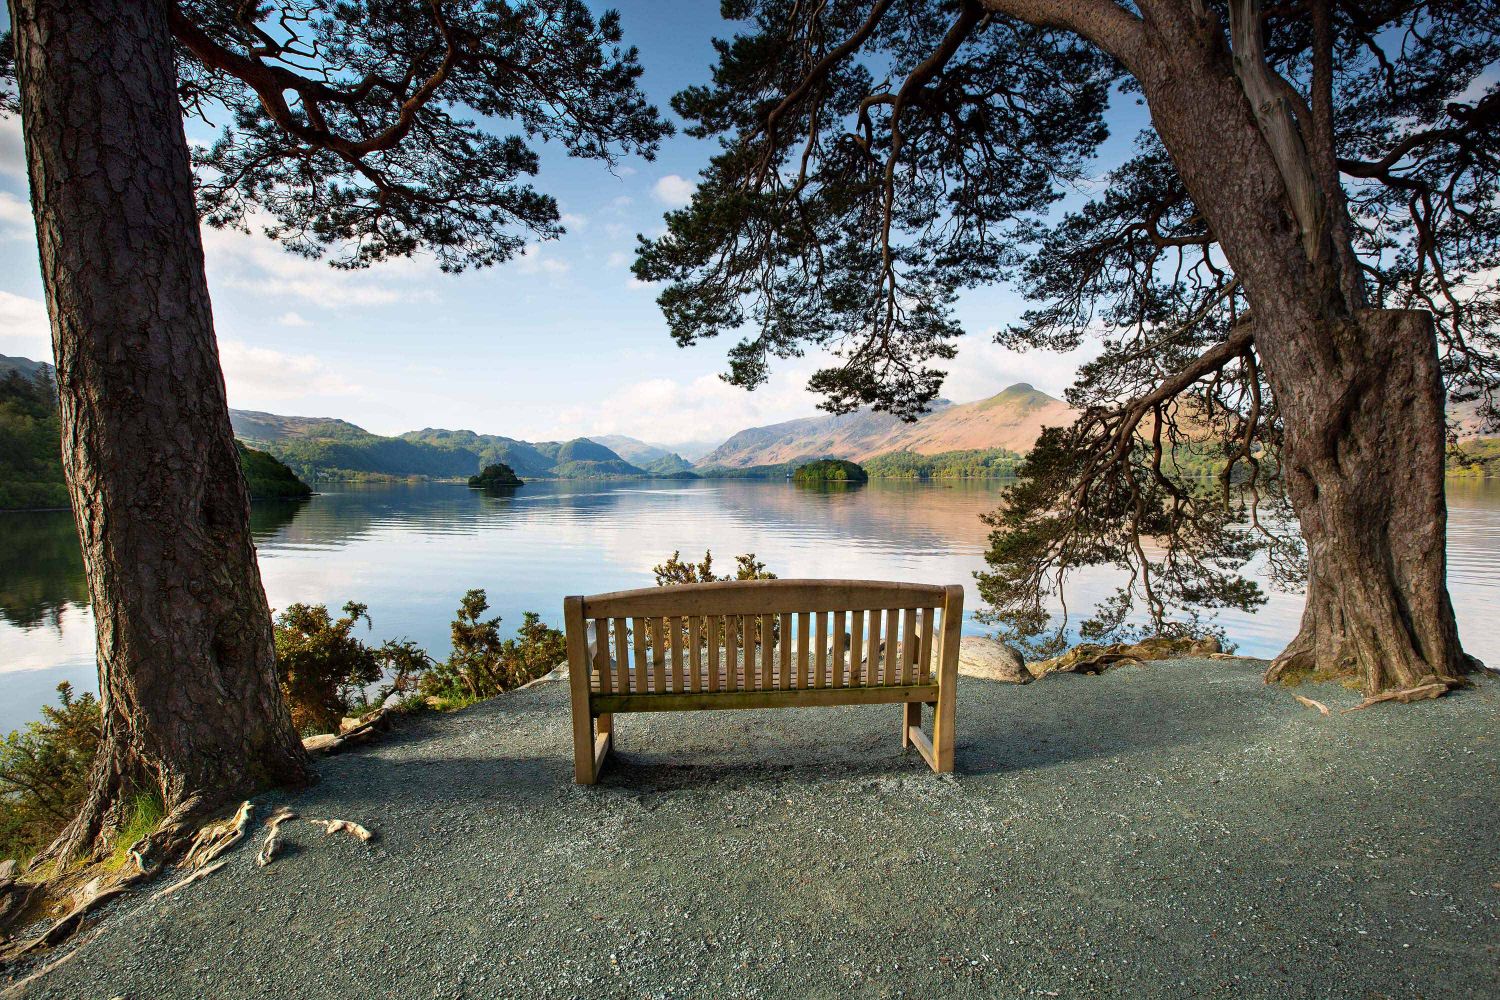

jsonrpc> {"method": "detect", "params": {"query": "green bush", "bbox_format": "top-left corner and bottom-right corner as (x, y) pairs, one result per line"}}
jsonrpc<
(0, 683), (101, 863)
(419, 590), (566, 703)
(274, 602), (385, 733)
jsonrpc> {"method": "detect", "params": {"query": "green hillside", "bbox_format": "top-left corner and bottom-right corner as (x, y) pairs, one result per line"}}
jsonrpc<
(0, 369), (67, 510)
(862, 448), (1022, 479)
(236, 442), (314, 499)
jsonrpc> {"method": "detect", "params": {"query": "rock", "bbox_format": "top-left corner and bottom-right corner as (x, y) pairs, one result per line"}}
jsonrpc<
(1187, 636), (1223, 656)
(957, 636), (1032, 683)
(0, 859), (16, 886)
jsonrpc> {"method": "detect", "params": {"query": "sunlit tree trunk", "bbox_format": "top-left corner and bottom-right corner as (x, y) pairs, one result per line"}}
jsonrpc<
(10, 0), (310, 863)
(1131, 19), (1472, 693)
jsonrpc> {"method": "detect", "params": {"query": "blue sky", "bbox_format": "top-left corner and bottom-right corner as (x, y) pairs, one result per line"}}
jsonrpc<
(0, 1), (1122, 447)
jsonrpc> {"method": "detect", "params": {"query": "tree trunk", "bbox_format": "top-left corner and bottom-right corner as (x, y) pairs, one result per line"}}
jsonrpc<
(1266, 309), (1471, 691)
(1128, 19), (1475, 695)
(10, 0), (311, 865)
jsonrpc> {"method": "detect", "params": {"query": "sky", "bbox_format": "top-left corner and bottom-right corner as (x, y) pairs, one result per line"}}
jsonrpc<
(0, 1), (1123, 449)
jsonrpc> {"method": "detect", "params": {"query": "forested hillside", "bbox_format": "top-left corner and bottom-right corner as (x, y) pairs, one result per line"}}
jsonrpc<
(0, 360), (313, 509)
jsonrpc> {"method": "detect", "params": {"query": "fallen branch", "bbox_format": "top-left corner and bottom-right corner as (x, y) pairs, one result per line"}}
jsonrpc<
(256, 808), (298, 867)
(305, 818), (375, 843)
(1293, 694), (1330, 716)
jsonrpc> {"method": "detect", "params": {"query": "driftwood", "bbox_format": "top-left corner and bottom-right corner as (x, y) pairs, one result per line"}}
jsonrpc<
(1293, 694), (1331, 716)
(305, 818), (375, 843)
(256, 808), (298, 867)
(302, 707), (392, 757)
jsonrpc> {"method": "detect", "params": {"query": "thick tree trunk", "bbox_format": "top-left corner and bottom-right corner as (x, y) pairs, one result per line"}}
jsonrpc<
(1266, 309), (1470, 691)
(1128, 17), (1474, 694)
(10, 0), (311, 864)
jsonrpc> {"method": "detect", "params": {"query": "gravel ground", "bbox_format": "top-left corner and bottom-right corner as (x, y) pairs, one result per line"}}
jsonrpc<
(10, 658), (1498, 999)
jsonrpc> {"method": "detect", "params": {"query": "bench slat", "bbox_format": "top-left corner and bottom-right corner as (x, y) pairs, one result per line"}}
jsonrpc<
(867, 610), (883, 686)
(706, 615), (720, 692)
(901, 607), (918, 685)
(848, 610), (863, 687)
(917, 607), (935, 684)
(592, 619), (611, 694)
(795, 612), (810, 689)
(885, 609), (901, 686)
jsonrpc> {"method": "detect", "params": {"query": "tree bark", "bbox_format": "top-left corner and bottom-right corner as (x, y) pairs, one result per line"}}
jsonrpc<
(10, 0), (311, 865)
(1127, 11), (1474, 693)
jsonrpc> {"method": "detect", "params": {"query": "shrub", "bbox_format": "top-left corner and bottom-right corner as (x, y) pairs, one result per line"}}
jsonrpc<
(0, 683), (101, 862)
(419, 590), (566, 703)
(274, 602), (384, 734)
(652, 550), (776, 585)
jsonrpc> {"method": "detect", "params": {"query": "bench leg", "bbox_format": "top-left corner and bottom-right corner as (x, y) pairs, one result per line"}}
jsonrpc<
(571, 700), (596, 785)
(902, 702), (921, 747)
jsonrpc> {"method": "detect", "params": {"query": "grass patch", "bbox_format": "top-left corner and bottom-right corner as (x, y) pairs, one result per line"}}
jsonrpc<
(106, 790), (164, 870)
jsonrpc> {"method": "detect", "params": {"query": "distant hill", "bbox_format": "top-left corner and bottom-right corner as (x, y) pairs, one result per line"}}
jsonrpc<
(240, 417), (649, 482)
(698, 384), (1077, 468)
(589, 434), (720, 464)
(0, 354), (55, 382)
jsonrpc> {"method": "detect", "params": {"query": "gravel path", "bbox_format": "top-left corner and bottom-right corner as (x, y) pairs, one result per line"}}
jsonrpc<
(11, 659), (1498, 999)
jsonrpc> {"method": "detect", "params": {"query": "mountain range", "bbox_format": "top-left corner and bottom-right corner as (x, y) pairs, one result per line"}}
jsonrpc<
(698, 383), (1075, 468)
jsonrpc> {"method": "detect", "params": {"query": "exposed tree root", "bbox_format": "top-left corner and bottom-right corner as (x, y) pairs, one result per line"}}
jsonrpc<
(182, 801), (253, 870)
(1342, 678), (1460, 713)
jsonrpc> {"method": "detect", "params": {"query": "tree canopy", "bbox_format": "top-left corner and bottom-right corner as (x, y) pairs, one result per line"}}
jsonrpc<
(636, 0), (1499, 659)
(93, 0), (674, 272)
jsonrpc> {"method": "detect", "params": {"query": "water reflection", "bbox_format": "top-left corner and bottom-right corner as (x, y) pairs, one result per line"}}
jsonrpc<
(3, 478), (1498, 734)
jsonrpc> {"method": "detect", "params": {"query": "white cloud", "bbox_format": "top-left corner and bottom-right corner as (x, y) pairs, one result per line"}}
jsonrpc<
(0, 117), (24, 179)
(218, 339), (360, 403)
(560, 212), (588, 231)
(551, 365), (824, 444)
(0, 191), (33, 240)
(516, 241), (571, 275)
(0, 291), (51, 359)
(606, 250), (633, 269)
(652, 174), (696, 208)
(199, 221), (436, 307)
(626, 276), (660, 292)
(938, 331), (1099, 403)
(276, 311), (311, 327)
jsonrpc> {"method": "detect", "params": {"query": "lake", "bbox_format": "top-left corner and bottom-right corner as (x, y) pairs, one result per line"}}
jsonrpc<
(3, 478), (1498, 733)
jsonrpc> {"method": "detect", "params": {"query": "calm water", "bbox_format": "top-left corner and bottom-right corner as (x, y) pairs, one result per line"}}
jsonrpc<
(2, 478), (1498, 733)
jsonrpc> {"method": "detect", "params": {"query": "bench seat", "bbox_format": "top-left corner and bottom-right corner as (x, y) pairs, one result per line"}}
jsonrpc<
(564, 579), (963, 783)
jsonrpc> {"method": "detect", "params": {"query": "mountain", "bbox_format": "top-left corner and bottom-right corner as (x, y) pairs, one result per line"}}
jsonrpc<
(698, 384), (1077, 468)
(228, 409), (369, 443)
(238, 416), (648, 482)
(589, 434), (721, 464)
(0, 354), (55, 382)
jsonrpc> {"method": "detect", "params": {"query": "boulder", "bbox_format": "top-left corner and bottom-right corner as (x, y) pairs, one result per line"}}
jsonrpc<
(957, 636), (1032, 683)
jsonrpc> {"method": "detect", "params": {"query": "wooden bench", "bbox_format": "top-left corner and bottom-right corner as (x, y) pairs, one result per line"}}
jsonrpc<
(563, 579), (963, 783)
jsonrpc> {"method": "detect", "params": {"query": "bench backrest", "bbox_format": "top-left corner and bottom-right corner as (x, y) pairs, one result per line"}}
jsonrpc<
(563, 579), (963, 695)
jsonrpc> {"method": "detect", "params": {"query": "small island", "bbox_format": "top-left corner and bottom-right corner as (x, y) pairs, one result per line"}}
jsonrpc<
(468, 462), (524, 489)
(792, 459), (868, 485)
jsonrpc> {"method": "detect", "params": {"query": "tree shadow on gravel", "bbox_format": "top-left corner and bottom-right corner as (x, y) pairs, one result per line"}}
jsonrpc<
(291, 665), (1287, 807)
